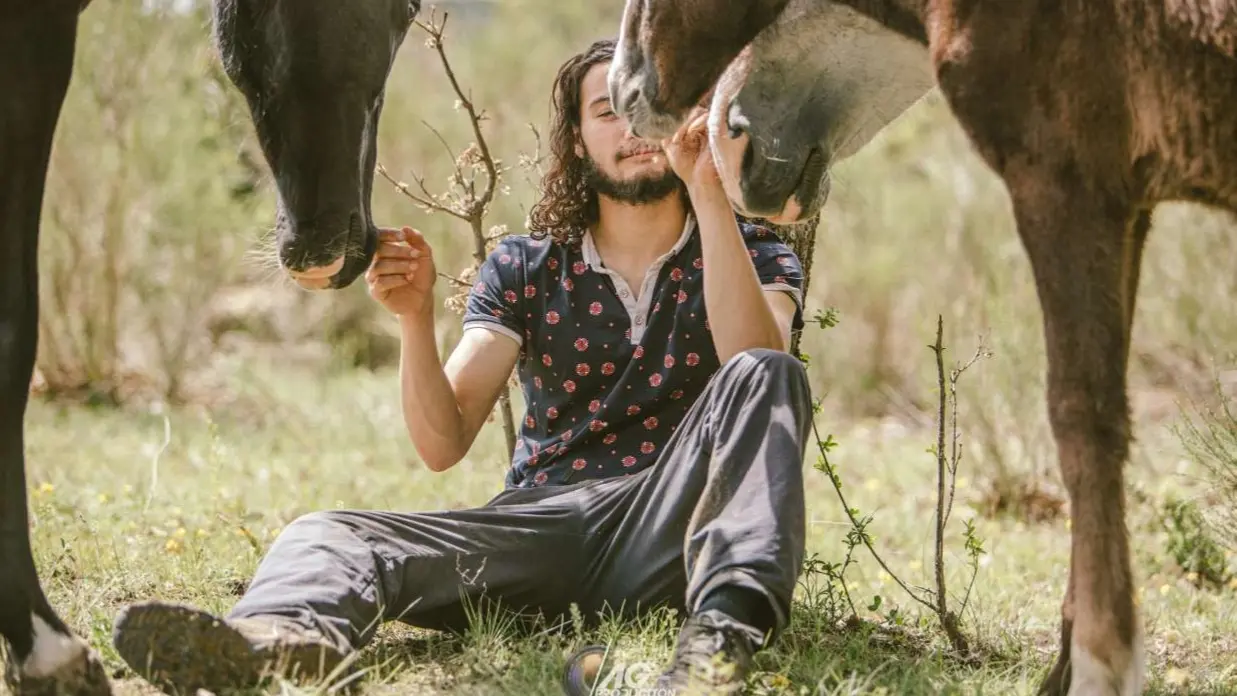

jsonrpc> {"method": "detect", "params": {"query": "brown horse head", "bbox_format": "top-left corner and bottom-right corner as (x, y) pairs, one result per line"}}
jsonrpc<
(607, 0), (790, 140)
(706, 0), (934, 222)
(211, 0), (419, 290)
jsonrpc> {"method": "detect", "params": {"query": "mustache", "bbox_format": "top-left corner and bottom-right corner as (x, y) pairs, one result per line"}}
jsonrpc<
(616, 142), (663, 160)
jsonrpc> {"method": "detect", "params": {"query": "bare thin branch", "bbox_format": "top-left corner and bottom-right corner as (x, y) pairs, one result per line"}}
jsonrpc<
(375, 162), (469, 222)
(413, 13), (500, 219)
(437, 272), (471, 289)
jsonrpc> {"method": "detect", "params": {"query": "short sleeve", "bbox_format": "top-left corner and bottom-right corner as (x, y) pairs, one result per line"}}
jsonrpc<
(461, 240), (525, 347)
(741, 222), (806, 331)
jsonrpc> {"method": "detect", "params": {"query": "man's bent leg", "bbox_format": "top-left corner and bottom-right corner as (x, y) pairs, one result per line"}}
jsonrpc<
(587, 348), (812, 691)
(114, 489), (593, 694)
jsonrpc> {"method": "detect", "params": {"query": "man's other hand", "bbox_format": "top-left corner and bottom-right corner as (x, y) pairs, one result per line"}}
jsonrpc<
(365, 226), (437, 318)
(661, 106), (722, 194)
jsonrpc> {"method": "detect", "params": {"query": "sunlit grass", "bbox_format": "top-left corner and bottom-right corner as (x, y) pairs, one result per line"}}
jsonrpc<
(14, 353), (1236, 695)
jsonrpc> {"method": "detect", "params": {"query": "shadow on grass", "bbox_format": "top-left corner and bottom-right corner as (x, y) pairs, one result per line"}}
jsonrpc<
(749, 608), (1015, 695)
(341, 594), (1023, 696)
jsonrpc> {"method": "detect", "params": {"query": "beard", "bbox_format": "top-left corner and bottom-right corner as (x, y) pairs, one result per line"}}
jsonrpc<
(581, 151), (684, 205)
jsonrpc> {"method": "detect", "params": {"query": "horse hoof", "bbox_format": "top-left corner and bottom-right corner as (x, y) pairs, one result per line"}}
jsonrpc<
(4, 640), (113, 696)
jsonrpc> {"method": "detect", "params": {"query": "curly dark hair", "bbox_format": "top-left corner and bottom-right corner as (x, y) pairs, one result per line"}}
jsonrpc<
(526, 39), (620, 246)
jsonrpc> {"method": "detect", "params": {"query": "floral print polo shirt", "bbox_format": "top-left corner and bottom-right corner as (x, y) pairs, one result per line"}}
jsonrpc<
(461, 214), (806, 489)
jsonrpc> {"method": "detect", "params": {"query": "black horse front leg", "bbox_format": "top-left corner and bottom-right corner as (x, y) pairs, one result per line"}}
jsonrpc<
(0, 5), (111, 695)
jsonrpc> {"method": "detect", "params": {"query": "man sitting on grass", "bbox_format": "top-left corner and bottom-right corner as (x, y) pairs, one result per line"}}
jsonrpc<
(112, 37), (813, 695)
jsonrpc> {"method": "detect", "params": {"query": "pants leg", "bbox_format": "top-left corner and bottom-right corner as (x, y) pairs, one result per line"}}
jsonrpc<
(227, 482), (603, 653)
(227, 348), (811, 656)
(582, 348), (813, 646)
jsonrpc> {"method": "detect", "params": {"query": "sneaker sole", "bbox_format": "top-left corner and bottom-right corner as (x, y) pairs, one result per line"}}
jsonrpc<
(112, 601), (342, 695)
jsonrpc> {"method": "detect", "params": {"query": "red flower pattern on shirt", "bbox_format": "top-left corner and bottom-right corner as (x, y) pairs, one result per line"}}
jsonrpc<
(461, 222), (803, 488)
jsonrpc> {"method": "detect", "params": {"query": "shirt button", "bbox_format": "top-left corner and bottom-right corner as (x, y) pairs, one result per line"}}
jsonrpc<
(619, 288), (629, 298)
(635, 316), (644, 325)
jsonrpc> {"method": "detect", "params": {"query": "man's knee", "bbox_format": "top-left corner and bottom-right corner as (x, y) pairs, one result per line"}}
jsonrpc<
(718, 349), (810, 397)
(721, 347), (803, 372)
(272, 511), (360, 549)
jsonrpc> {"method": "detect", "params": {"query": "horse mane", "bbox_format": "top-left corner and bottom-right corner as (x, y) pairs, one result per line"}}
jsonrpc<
(1164, 0), (1237, 56)
(830, 0), (929, 45)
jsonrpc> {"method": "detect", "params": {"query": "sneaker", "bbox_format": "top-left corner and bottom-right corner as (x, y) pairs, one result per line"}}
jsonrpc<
(112, 600), (348, 694)
(651, 609), (760, 695)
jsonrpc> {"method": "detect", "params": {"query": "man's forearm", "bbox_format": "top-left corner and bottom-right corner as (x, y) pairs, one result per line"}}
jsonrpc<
(691, 184), (787, 362)
(398, 311), (468, 471)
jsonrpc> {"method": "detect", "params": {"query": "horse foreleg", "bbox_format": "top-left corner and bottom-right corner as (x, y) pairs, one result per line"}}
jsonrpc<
(1036, 208), (1151, 696)
(1013, 179), (1148, 696)
(0, 6), (111, 695)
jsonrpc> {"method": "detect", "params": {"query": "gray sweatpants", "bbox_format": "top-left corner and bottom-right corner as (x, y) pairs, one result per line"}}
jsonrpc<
(228, 348), (812, 653)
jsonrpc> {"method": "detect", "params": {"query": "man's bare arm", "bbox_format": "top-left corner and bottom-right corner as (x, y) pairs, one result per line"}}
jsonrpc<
(764, 289), (799, 351)
(398, 312), (520, 472)
(692, 185), (793, 362)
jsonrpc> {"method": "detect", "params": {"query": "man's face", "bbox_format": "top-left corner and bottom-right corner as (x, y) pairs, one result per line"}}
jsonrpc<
(576, 61), (681, 204)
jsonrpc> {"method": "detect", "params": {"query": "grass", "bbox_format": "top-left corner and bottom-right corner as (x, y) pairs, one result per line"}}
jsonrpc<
(12, 348), (1237, 696)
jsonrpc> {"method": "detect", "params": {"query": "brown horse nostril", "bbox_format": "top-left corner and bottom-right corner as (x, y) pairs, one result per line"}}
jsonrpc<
(726, 101), (749, 140)
(620, 86), (643, 120)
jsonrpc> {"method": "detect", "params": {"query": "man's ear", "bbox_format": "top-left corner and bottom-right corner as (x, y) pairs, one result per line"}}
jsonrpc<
(573, 131), (584, 158)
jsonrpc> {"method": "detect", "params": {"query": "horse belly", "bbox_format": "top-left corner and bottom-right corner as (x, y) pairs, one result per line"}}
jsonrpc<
(1121, 3), (1237, 209)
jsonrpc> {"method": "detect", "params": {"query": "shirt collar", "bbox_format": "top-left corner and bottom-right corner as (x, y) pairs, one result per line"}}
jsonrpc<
(581, 213), (696, 270)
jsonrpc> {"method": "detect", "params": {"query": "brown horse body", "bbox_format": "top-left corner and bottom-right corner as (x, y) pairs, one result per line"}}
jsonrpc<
(609, 0), (1237, 694)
